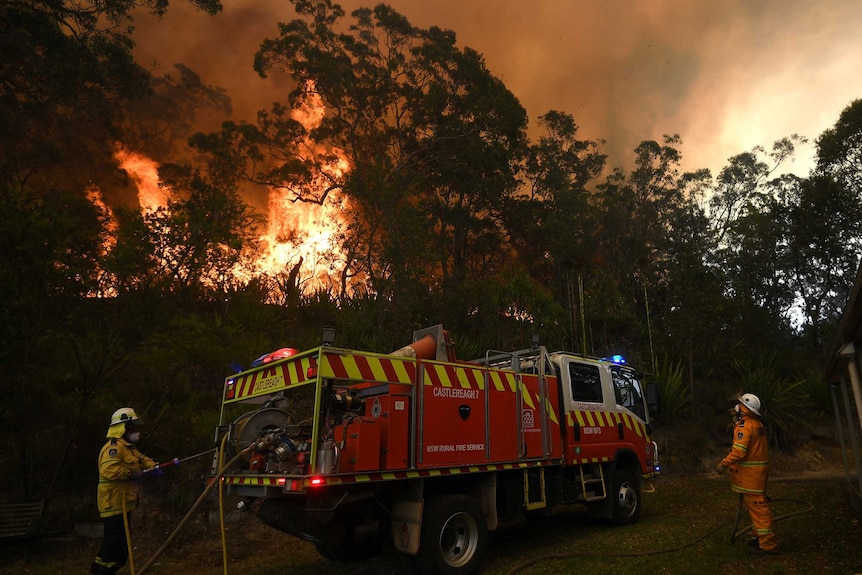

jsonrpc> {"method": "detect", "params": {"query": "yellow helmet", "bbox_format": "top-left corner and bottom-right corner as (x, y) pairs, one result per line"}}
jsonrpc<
(110, 407), (140, 426)
(107, 407), (140, 438)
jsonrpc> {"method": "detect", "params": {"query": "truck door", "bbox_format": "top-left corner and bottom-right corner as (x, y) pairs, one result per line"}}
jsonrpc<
(561, 359), (620, 464)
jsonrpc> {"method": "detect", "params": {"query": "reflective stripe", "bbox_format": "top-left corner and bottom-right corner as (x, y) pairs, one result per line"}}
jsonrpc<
(731, 484), (766, 494)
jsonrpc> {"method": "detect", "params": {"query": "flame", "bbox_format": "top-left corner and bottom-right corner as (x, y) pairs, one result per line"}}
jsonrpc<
(86, 185), (117, 238)
(105, 84), (352, 296)
(291, 80), (327, 129)
(115, 146), (167, 211)
(257, 82), (349, 292)
(259, 192), (344, 291)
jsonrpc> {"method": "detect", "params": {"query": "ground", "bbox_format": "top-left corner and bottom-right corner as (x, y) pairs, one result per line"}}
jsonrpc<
(2, 449), (860, 575)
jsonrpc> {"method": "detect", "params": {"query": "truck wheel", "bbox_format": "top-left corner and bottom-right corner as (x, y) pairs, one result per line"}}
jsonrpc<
(409, 494), (487, 575)
(610, 469), (641, 525)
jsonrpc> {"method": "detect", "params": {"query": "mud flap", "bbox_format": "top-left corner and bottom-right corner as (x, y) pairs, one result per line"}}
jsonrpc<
(391, 499), (423, 554)
(392, 479), (424, 555)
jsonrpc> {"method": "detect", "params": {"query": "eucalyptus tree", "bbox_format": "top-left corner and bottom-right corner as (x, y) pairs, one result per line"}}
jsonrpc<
(0, 181), (118, 498)
(807, 99), (862, 348)
(104, 172), (261, 299)
(708, 138), (805, 355)
(587, 135), (687, 358)
(514, 111), (606, 351)
(0, 0), (223, 191)
(0, 0), (224, 499)
(193, 0), (529, 341)
(816, 98), (862, 195)
(653, 168), (727, 401)
(784, 174), (862, 349)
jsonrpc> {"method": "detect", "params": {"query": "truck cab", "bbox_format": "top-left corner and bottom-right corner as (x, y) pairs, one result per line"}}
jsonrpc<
(553, 353), (657, 472)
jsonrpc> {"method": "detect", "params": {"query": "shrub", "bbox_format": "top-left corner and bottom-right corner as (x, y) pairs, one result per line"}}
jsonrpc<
(733, 354), (810, 453)
(649, 355), (689, 424)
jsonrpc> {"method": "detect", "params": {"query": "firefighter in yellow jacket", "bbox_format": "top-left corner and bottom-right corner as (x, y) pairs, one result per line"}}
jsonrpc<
(715, 393), (779, 555)
(91, 407), (158, 575)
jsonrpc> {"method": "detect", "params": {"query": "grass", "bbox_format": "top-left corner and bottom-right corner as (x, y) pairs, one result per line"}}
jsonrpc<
(3, 472), (860, 575)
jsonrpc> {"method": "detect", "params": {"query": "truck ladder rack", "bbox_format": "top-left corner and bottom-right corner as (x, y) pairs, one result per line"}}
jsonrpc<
(579, 465), (607, 502)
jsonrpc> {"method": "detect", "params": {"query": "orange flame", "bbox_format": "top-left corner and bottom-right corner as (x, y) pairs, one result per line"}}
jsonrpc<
(108, 82), (351, 295)
(86, 185), (118, 259)
(257, 82), (349, 291)
(115, 146), (167, 212)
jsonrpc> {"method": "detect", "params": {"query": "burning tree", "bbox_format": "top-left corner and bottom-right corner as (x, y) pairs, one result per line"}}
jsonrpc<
(192, 0), (531, 336)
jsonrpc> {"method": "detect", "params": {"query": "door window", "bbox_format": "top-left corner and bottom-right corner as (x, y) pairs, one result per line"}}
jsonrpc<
(569, 363), (602, 403)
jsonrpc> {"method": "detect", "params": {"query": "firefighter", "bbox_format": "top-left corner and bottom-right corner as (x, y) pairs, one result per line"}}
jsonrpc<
(715, 393), (779, 555)
(91, 407), (158, 575)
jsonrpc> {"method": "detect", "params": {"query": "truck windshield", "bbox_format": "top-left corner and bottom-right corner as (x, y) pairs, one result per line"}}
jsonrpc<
(610, 367), (646, 421)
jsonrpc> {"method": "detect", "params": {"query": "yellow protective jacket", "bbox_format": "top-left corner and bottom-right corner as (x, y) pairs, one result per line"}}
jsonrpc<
(97, 438), (156, 518)
(721, 413), (769, 495)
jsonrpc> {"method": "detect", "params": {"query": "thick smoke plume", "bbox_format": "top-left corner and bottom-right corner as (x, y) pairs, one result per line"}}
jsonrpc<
(132, 0), (862, 173)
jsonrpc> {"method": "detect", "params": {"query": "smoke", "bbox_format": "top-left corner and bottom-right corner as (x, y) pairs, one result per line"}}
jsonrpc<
(131, 0), (862, 174)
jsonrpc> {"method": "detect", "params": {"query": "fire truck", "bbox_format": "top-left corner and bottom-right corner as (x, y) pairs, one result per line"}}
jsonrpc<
(211, 325), (660, 575)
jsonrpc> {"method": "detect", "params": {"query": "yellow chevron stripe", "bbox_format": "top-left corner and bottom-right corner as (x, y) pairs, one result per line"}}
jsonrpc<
(585, 411), (596, 426)
(366, 358), (387, 381)
(317, 355), (334, 379)
(545, 397), (560, 425)
(575, 411), (586, 426)
(505, 373), (518, 392)
(342, 356), (363, 380)
(520, 382), (537, 409)
(454, 367), (481, 389)
(473, 369), (486, 390)
(430, 364), (452, 387)
(488, 371), (506, 391)
(392, 360), (412, 383)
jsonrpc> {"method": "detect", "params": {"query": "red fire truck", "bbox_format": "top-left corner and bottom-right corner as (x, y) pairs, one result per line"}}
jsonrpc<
(211, 325), (660, 574)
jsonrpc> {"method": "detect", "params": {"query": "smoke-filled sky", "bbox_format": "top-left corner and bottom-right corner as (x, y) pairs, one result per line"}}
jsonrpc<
(133, 0), (862, 175)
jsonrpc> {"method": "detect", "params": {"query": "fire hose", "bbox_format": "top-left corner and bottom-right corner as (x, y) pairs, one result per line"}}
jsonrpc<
(123, 438), (253, 575)
(119, 447), (221, 574)
(730, 494), (745, 542)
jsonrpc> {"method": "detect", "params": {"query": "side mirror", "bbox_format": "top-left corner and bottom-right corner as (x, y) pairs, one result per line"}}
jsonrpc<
(646, 381), (662, 417)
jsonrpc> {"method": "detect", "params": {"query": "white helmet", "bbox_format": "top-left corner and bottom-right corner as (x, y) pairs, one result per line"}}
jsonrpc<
(110, 407), (140, 426)
(739, 393), (761, 416)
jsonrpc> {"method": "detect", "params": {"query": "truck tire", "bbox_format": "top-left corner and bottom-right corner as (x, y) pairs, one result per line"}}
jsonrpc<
(409, 494), (487, 575)
(610, 469), (641, 525)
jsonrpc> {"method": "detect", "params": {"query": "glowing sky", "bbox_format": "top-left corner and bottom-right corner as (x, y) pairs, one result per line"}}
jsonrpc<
(133, 0), (862, 175)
